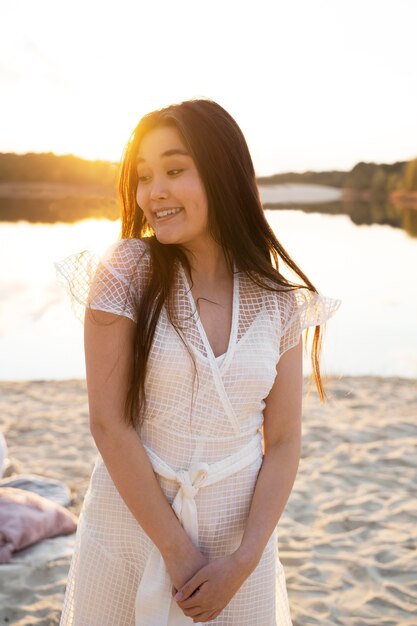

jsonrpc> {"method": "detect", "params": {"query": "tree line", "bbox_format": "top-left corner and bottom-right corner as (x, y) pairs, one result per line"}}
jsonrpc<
(258, 159), (417, 194)
(0, 151), (416, 194)
(0, 152), (117, 186)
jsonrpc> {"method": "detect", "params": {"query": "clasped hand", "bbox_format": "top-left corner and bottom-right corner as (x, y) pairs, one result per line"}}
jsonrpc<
(172, 554), (250, 623)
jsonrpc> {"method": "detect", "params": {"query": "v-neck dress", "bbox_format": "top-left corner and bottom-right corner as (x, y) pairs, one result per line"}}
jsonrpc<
(54, 237), (341, 626)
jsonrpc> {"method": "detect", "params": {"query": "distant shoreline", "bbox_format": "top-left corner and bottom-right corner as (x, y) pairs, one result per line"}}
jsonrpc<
(0, 181), (344, 224)
(0, 181), (115, 199)
(0, 181), (415, 237)
(1, 151), (415, 224)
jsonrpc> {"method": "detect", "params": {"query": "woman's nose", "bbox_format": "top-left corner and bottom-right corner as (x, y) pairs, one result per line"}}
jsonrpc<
(150, 178), (168, 200)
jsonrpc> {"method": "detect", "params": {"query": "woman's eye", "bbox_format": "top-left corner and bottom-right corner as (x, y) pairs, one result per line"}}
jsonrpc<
(137, 170), (183, 183)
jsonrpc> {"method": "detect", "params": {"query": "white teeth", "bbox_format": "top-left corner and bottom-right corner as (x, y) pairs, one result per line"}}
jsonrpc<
(156, 208), (182, 218)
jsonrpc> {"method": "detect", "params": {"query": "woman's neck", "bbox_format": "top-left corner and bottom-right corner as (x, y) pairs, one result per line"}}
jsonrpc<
(181, 241), (232, 285)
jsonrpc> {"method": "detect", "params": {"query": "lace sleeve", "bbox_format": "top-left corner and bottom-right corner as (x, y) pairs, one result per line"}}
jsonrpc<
(277, 287), (342, 358)
(53, 238), (150, 324)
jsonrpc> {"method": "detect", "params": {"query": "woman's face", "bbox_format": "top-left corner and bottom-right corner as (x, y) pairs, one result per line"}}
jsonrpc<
(135, 125), (210, 247)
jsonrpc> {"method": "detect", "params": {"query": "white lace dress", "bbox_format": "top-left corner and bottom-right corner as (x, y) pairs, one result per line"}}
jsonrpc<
(54, 237), (341, 626)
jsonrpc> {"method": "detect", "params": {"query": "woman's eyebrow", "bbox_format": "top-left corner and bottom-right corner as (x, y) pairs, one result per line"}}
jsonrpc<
(136, 149), (190, 164)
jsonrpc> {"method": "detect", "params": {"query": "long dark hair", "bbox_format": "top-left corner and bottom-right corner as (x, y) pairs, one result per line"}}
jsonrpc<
(108, 98), (328, 429)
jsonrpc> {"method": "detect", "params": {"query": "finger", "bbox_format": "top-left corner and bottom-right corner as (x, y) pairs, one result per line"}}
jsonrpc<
(178, 586), (203, 609)
(175, 572), (207, 602)
(190, 605), (222, 621)
(171, 584), (177, 597)
(178, 592), (202, 611)
(210, 610), (222, 620)
(193, 609), (219, 622)
(182, 605), (206, 618)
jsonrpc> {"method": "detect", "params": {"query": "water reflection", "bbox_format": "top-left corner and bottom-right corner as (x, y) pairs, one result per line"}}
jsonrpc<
(1, 182), (416, 238)
(262, 195), (417, 238)
(0, 207), (416, 380)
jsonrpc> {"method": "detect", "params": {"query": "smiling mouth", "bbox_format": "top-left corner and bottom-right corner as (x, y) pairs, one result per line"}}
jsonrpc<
(155, 208), (184, 220)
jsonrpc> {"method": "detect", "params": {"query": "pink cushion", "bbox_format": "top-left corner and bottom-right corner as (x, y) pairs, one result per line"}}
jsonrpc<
(0, 487), (77, 563)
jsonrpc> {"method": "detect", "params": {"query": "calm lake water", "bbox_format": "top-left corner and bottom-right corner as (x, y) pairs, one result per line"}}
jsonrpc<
(1, 185), (416, 380)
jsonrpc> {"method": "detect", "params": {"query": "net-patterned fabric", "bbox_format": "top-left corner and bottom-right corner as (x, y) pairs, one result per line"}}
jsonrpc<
(53, 237), (341, 626)
(54, 239), (149, 325)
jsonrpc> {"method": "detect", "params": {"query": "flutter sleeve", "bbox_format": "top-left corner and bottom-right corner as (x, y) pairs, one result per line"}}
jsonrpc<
(277, 286), (342, 358)
(53, 238), (150, 324)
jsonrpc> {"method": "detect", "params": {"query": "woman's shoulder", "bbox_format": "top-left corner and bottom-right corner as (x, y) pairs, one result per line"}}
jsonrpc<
(102, 237), (151, 263)
(100, 237), (152, 280)
(54, 237), (153, 325)
(275, 285), (342, 332)
(250, 271), (341, 330)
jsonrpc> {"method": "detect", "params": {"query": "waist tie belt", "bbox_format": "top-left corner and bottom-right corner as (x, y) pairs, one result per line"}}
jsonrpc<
(134, 431), (263, 626)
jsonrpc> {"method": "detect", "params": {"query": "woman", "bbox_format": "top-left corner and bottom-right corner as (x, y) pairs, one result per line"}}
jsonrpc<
(54, 98), (341, 625)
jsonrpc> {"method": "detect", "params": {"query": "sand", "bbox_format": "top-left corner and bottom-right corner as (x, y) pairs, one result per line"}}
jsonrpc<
(0, 376), (416, 625)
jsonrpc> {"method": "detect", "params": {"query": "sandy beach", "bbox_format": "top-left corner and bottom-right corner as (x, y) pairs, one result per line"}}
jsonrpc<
(0, 375), (416, 625)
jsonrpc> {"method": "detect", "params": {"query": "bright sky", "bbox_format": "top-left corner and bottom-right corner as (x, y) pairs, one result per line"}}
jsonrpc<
(1, 0), (416, 175)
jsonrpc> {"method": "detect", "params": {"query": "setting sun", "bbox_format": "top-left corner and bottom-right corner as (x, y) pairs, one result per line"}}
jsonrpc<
(1, 0), (416, 174)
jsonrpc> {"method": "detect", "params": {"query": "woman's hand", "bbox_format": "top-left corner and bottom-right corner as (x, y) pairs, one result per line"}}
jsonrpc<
(173, 552), (253, 623)
(164, 541), (209, 597)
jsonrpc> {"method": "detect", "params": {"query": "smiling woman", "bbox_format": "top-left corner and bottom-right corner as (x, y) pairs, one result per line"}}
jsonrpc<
(54, 97), (341, 626)
(135, 126), (209, 248)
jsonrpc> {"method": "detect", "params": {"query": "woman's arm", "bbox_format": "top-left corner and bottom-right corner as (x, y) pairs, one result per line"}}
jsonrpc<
(235, 335), (303, 569)
(84, 308), (208, 587)
(173, 337), (303, 621)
